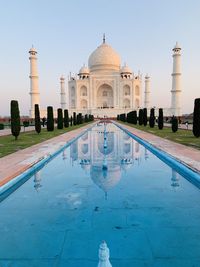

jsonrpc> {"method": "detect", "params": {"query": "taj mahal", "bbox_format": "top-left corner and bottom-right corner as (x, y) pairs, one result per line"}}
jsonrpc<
(29, 36), (182, 118)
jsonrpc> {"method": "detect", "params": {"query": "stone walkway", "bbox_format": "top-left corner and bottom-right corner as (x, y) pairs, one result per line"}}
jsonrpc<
(0, 124), (94, 187)
(0, 126), (36, 136)
(116, 122), (200, 174)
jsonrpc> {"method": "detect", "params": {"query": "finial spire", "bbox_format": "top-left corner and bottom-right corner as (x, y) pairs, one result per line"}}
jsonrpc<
(103, 33), (106, 44)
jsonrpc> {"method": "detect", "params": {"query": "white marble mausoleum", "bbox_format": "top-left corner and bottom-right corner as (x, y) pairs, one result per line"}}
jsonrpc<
(68, 36), (142, 118)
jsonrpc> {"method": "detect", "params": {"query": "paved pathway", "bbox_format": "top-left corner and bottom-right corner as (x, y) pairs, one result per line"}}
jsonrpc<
(0, 123), (94, 187)
(116, 122), (200, 174)
(0, 126), (36, 136)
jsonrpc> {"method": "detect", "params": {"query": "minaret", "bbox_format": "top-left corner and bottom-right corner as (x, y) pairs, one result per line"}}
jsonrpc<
(60, 75), (66, 110)
(29, 46), (40, 118)
(171, 42), (182, 117)
(144, 74), (150, 109)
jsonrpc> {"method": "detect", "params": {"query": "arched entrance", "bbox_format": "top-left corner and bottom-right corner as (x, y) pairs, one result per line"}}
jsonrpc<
(97, 84), (113, 108)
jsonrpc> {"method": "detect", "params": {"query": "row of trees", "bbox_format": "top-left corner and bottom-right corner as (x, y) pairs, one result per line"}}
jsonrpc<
(117, 98), (200, 136)
(117, 108), (165, 129)
(10, 100), (94, 139)
(44, 106), (94, 132)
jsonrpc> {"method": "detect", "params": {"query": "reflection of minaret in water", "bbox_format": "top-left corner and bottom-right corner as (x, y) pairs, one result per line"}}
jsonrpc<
(102, 123), (108, 171)
(171, 169), (180, 189)
(62, 149), (67, 160)
(144, 148), (149, 161)
(34, 171), (42, 191)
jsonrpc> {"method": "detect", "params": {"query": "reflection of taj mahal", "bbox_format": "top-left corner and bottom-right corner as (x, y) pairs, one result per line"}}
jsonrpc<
(70, 123), (141, 193)
(68, 35), (142, 118)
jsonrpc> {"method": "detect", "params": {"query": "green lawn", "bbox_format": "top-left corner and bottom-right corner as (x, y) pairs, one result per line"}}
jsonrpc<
(119, 122), (200, 150)
(0, 123), (92, 158)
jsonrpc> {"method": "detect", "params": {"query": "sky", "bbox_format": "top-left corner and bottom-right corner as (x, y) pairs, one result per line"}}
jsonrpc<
(0, 0), (200, 116)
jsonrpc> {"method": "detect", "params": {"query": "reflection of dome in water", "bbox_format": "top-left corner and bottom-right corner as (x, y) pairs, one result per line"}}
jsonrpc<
(90, 165), (121, 192)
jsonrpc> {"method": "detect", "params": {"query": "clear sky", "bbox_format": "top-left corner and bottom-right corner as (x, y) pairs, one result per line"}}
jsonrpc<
(0, 0), (200, 116)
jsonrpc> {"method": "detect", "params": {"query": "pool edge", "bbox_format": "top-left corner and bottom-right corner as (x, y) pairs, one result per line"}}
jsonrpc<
(114, 121), (200, 188)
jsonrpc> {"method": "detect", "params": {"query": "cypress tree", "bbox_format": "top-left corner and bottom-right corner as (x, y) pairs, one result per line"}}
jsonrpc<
(70, 116), (73, 126)
(64, 109), (69, 128)
(79, 113), (83, 124)
(76, 114), (80, 125)
(127, 112), (130, 123)
(120, 113), (126, 122)
(117, 115), (119, 120)
(57, 108), (63, 129)
(193, 98), (200, 137)
(73, 112), (77, 125)
(133, 111), (137, 124)
(84, 114), (88, 122)
(172, 116), (178, 133)
(138, 109), (143, 125)
(10, 100), (21, 140)
(34, 104), (41, 134)
(149, 108), (155, 128)
(47, 106), (54, 131)
(143, 108), (147, 126)
(158, 108), (164, 130)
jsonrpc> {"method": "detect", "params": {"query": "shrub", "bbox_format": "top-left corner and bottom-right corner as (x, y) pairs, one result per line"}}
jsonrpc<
(76, 113), (80, 125)
(23, 121), (30, 127)
(34, 104), (41, 134)
(73, 112), (77, 125)
(133, 111), (137, 124)
(47, 106), (54, 131)
(149, 108), (155, 128)
(119, 113), (126, 122)
(127, 111), (131, 123)
(64, 109), (69, 128)
(10, 100), (21, 140)
(89, 114), (94, 121)
(172, 116), (178, 132)
(158, 108), (164, 130)
(79, 113), (83, 124)
(138, 109), (143, 125)
(70, 116), (73, 126)
(57, 108), (63, 129)
(143, 108), (147, 126)
(193, 98), (200, 137)
(85, 114), (88, 122)
(0, 123), (4, 130)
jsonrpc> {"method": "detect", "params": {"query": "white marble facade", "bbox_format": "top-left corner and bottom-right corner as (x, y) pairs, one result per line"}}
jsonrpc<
(68, 38), (142, 117)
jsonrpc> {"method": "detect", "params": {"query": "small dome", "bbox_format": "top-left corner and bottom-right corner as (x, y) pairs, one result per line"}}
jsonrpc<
(88, 42), (121, 72)
(173, 42), (181, 51)
(121, 64), (132, 74)
(79, 65), (89, 75)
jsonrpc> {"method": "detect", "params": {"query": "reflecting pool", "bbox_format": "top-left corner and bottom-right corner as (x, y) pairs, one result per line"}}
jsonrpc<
(0, 123), (200, 267)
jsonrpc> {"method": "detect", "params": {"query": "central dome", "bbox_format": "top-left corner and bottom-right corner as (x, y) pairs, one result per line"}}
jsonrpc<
(88, 42), (121, 72)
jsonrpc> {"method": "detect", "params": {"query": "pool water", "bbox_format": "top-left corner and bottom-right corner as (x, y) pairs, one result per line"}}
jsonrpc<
(0, 123), (200, 267)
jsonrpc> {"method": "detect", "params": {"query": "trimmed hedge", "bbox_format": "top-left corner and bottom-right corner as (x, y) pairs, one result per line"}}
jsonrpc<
(47, 106), (54, 131)
(10, 100), (21, 140)
(193, 98), (200, 137)
(35, 104), (41, 134)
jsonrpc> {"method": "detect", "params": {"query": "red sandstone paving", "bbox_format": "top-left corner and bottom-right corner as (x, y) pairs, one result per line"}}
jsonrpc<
(0, 124), (94, 187)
